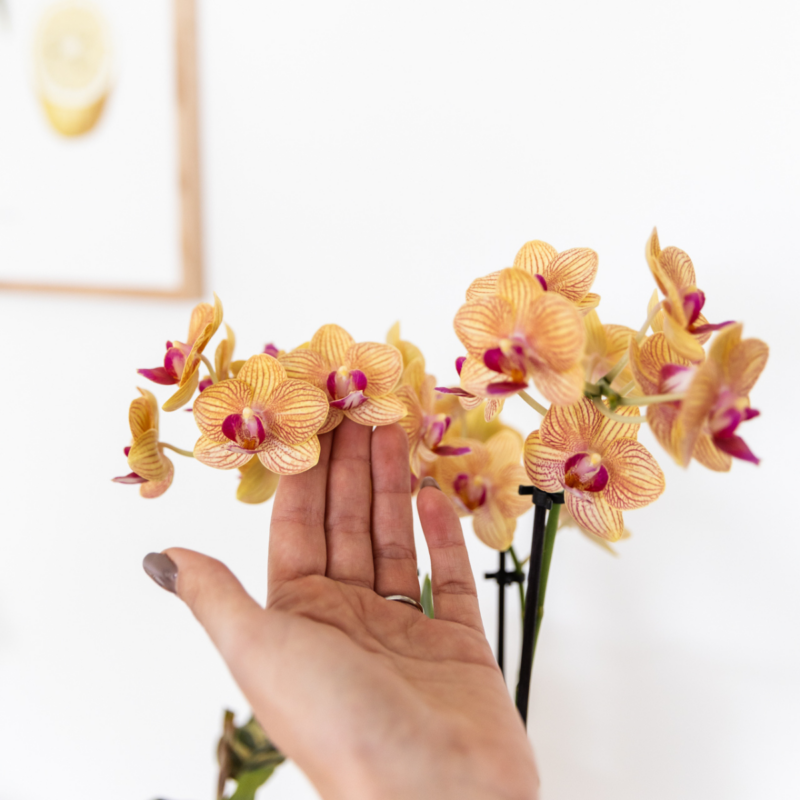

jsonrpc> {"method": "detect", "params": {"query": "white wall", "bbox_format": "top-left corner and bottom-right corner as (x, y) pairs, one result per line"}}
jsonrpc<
(1, 1), (799, 798)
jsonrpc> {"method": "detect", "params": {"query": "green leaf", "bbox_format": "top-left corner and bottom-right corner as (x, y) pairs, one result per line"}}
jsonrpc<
(228, 766), (278, 800)
(421, 574), (434, 618)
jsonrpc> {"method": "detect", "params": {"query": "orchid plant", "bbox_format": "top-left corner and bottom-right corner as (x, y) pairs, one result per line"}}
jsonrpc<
(118, 229), (768, 798)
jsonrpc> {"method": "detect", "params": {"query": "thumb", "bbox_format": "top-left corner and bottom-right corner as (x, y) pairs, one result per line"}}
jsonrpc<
(144, 547), (269, 668)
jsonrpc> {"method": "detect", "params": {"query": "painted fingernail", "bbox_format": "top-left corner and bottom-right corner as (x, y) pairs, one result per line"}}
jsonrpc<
(420, 476), (441, 491)
(143, 552), (178, 594)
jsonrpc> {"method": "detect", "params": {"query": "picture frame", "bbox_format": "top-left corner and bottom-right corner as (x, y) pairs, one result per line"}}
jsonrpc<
(0, 0), (203, 299)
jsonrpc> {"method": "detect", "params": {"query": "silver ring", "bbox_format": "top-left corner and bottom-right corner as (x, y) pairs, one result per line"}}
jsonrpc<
(384, 594), (425, 613)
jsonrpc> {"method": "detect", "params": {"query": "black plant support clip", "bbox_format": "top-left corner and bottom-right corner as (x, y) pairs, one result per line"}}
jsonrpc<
(518, 485), (565, 509)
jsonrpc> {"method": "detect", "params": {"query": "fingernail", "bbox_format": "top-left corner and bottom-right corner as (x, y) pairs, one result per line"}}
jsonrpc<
(420, 476), (441, 491)
(143, 552), (178, 594)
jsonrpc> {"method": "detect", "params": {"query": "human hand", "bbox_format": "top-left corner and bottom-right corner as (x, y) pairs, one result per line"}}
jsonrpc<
(145, 419), (538, 800)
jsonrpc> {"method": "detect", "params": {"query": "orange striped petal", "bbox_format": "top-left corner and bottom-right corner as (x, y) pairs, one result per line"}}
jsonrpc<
(540, 397), (598, 452)
(659, 246), (696, 292)
(238, 354), (287, 407)
(345, 393), (406, 426)
(436, 439), (490, 491)
(346, 342), (403, 397)
(386, 322), (424, 368)
(236, 457), (280, 504)
(269, 380), (329, 444)
(215, 324), (236, 380)
(512, 240), (557, 275)
(492, 463), (532, 519)
(194, 436), (254, 470)
(473, 503), (515, 550)
(531, 362), (585, 406)
(319, 407), (345, 434)
(396, 385), (424, 450)
(691, 433), (732, 472)
(193, 379), (251, 442)
(230, 359), (245, 378)
(663, 311), (706, 362)
(466, 271), (501, 301)
(675, 358), (723, 466)
(524, 293), (585, 372)
(566, 492), (624, 541)
(729, 337), (768, 396)
(459, 393), (483, 411)
(602, 439), (665, 510)
(420, 374), (437, 413)
(575, 292), (601, 313)
(485, 429), (523, 472)
(646, 404), (681, 462)
(496, 267), (544, 310)
(128, 429), (170, 482)
(543, 248), (598, 302)
(460, 356), (498, 398)
(648, 290), (664, 333)
(258, 435), (321, 475)
(645, 228), (666, 294)
(453, 296), (514, 357)
(279, 348), (329, 389)
(401, 357), (426, 393)
(311, 324), (355, 367)
(187, 294), (223, 343)
(139, 456), (174, 499)
(162, 370), (200, 412)
(484, 396), (505, 421)
(594, 402), (641, 449)
(523, 430), (566, 492)
(130, 388), (158, 439)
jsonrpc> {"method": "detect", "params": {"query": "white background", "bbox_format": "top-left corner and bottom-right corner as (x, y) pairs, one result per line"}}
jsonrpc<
(1, 1), (799, 798)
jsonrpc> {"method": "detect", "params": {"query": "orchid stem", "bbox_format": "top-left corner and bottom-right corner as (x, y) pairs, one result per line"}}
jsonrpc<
(618, 392), (684, 406)
(508, 545), (526, 622)
(160, 442), (195, 458)
(200, 354), (219, 384)
(619, 380), (636, 396)
(534, 503), (561, 655)
(518, 390), (548, 416)
(591, 397), (648, 425)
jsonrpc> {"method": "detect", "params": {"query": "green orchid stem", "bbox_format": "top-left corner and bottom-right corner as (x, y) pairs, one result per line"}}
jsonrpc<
(160, 442), (195, 458)
(508, 545), (526, 622)
(201, 354), (219, 384)
(618, 392), (684, 406)
(618, 380), (636, 396)
(533, 503), (561, 655)
(592, 397), (648, 425)
(518, 390), (548, 416)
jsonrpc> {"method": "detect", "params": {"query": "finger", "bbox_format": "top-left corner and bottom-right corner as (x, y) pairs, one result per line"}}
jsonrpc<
(268, 432), (332, 596)
(371, 424), (419, 599)
(417, 480), (484, 632)
(325, 418), (375, 588)
(159, 548), (275, 668)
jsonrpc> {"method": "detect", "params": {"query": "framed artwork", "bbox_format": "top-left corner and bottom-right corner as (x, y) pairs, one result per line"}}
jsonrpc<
(0, 0), (203, 298)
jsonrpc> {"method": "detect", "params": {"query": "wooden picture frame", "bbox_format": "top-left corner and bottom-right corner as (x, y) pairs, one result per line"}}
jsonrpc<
(0, 0), (203, 299)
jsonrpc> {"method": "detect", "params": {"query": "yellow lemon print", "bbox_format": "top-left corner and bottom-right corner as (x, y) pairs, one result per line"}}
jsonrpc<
(34, 1), (113, 137)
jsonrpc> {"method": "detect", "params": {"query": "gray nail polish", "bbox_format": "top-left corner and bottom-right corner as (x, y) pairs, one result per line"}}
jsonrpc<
(143, 552), (178, 594)
(420, 476), (441, 491)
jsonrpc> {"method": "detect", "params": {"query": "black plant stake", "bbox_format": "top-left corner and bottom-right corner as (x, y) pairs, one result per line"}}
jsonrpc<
(484, 549), (524, 674)
(515, 485), (565, 727)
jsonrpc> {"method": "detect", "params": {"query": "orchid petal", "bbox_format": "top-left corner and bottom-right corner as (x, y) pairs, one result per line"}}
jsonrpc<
(523, 431), (566, 493)
(466, 271), (502, 300)
(485, 429), (523, 471)
(178, 295), (224, 395)
(396, 385), (424, 451)
(646, 404), (681, 462)
(139, 456), (174, 499)
(540, 397), (598, 452)
(484, 397), (505, 421)
(453, 295), (515, 358)
(127, 429), (170, 482)
(659, 246), (696, 291)
(236, 457), (280, 504)
(112, 472), (148, 485)
(129, 389), (158, 439)
(492, 463), (532, 519)
(311, 324), (355, 367)
(319, 407), (345, 434)
(138, 367), (177, 386)
(267, 380), (329, 444)
(258, 435), (321, 475)
(675, 358), (723, 466)
(512, 240), (558, 276)
(575, 293), (601, 312)
(459, 393), (483, 411)
(162, 370), (200, 412)
(435, 445), (472, 456)
(662, 311), (706, 362)
(215, 324), (236, 380)
(691, 432), (732, 472)
(713, 434), (760, 465)
(594, 402), (641, 449)
(543, 247), (598, 301)
(486, 381), (528, 395)
(530, 362), (585, 406)
(601, 439), (665, 510)
(344, 394), (406, 426)
(346, 342), (403, 397)
(193, 379), (251, 442)
(458, 356), (497, 398)
(495, 267), (544, 310)
(566, 492), (624, 541)
(279, 348), (329, 389)
(194, 436), (253, 469)
(729, 337), (769, 396)
(401, 357), (426, 393)
(523, 292), (585, 372)
(237, 354), (287, 407)
(473, 503), (515, 551)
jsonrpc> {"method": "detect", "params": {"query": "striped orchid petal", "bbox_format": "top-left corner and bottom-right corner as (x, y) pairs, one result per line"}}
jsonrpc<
(194, 436), (253, 470)
(237, 354), (287, 408)
(346, 342), (403, 397)
(344, 393), (406, 426)
(269, 379), (329, 444)
(566, 492), (624, 541)
(601, 439), (665, 509)
(127, 429), (170, 482)
(311, 324), (355, 367)
(193, 379), (252, 442)
(258, 435), (321, 475)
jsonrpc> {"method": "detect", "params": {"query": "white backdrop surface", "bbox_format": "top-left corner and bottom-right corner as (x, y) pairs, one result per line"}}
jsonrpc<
(1, 1), (799, 798)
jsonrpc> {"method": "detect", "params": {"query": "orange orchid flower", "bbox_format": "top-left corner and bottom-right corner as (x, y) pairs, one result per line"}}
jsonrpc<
(279, 324), (406, 433)
(396, 357), (471, 477)
(454, 268), (585, 407)
(112, 388), (174, 498)
(467, 239), (600, 313)
(139, 294), (224, 411)
(523, 398), (665, 541)
(645, 229), (732, 361)
(436, 430), (531, 551)
(675, 323), (768, 468)
(582, 310), (636, 392)
(192, 354), (329, 475)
